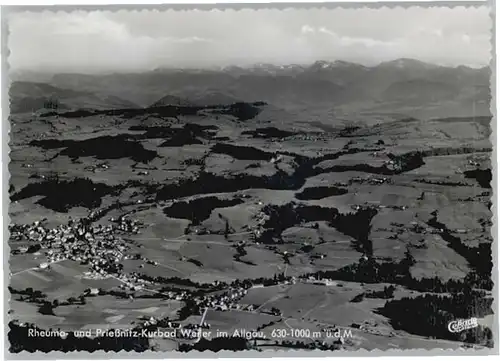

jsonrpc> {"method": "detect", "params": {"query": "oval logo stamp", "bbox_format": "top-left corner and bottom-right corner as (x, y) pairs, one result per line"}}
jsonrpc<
(448, 318), (479, 333)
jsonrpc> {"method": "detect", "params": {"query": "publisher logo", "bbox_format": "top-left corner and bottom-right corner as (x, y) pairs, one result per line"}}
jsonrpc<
(447, 318), (478, 333)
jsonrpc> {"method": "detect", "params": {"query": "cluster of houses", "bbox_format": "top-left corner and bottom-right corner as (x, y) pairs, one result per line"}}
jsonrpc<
(368, 177), (391, 185)
(349, 175), (391, 186)
(194, 287), (249, 311)
(9, 215), (140, 277)
(139, 315), (183, 329)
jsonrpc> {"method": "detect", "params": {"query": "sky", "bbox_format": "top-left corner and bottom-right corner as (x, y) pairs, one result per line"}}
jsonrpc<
(8, 7), (492, 73)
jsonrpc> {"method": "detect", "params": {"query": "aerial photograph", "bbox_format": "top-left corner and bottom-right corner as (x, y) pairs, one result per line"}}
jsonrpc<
(5, 6), (495, 353)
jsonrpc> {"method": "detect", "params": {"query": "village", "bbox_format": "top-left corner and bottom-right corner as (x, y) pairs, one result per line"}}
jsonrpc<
(9, 211), (346, 326)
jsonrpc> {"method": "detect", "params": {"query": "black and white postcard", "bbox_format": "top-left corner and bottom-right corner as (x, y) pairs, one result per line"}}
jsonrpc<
(2, 3), (496, 356)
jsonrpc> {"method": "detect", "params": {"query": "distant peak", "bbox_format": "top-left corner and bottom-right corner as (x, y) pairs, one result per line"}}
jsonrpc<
(310, 60), (366, 70)
(311, 60), (333, 69)
(149, 94), (192, 108)
(378, 58), (439, 69)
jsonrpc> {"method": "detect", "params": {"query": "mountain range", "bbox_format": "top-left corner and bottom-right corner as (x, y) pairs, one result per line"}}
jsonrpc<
(10, 59), (490, 119)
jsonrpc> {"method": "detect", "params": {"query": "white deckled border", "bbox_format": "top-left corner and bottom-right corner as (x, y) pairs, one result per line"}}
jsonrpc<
(1, 1), (497, 359)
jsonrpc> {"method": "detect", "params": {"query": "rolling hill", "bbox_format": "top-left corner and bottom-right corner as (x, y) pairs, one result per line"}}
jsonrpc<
(9, 81), (139, 114)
